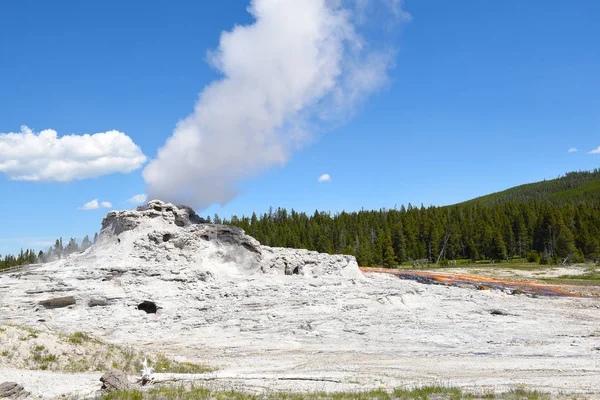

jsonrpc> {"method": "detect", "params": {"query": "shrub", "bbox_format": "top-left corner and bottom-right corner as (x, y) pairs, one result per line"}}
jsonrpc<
(526, 251), (540, 263)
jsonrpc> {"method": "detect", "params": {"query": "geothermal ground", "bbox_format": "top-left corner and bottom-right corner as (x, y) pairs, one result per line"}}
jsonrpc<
(0, 201), (599, 399)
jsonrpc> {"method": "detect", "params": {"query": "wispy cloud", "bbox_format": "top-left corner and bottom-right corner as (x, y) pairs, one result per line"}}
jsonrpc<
(318, 173), (332, 183)
(0, 126), (146, 182)
(568, 147), (578, 153)
(78, 199), (112, 210)
(355, 0), (411, 24)
(127, 194), (148, 204)
(32, 240), (55, 248)
(589, 146), (600, 155)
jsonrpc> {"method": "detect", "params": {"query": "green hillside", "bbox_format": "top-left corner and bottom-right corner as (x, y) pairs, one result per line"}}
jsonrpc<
(457, 169), (600, 206)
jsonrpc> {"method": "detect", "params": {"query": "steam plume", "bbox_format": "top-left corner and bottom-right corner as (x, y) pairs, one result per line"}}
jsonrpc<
(143, 0), (403, 209)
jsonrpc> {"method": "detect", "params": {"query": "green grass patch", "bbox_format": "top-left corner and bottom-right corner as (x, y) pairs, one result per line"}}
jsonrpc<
(66, 331), (96, 345)
(97, 385), (559, 400)
(30, 344), (58, 370)
(397, 260), (558, 271)
(99, 390), (144, 400)
(503, 388), (552, 400)
(393, 386), (466, 400)
(555, 273), (600, 281)
(149, 354), (214, 374)
(10, 325), (40, 340)
(540, 276), (600, 286)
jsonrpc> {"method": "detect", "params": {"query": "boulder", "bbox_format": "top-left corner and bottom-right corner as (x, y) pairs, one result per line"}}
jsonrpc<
(88, 297), (111, 307)
(0, 382), (25, 399)
(39, 296), (76, 309)
(100, 369), (130, 392)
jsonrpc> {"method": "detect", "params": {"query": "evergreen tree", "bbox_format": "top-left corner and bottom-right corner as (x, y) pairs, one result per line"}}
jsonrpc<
(81, 235), (92, 250)
(382, 229), (396, 268)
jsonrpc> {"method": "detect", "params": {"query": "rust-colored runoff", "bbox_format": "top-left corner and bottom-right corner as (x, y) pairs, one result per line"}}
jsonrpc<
(360, 267), (580, 297)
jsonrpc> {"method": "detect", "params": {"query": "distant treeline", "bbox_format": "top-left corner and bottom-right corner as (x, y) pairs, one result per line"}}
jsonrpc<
(3, 170), (600, 270)
(0, 249), (38, 271)
(221, 200), (600, 267)
(0, 233), (98, 271)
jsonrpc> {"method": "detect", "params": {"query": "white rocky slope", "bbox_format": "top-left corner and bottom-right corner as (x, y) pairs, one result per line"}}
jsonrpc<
(83, 199), (361, 280)
(0, 201), (599, 398)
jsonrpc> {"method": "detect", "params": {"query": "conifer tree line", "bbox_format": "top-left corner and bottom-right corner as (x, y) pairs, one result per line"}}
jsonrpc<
(0, 233), (98, 271)
(222, 200), (600, 267)
(0, 249), (37, 271)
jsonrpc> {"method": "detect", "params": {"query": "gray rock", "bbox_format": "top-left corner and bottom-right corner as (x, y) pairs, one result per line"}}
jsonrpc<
(0, 382), (25, 399)
(104, 200), (205, 234)
(100, 369), (130, 392)
(88, 297), (111, 307)
(39, 296), (76, 309)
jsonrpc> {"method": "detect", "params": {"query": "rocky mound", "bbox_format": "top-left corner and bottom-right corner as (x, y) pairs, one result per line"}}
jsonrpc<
(0, 200), (361, 339)
(88, 200), (361, 280)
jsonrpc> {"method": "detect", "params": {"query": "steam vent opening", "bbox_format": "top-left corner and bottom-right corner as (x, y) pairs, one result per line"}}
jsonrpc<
(137, 301), (157, 314)
(162, 234), (172, 242)
(293, 266), (300, 275)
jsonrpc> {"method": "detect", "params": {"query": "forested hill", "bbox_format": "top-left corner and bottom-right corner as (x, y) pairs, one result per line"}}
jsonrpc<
(456, 169), (600, 207)
(221, 170), (600, 267)
(223, 200), (600, 267)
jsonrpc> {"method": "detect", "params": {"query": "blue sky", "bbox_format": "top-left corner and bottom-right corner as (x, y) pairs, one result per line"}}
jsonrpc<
(1, 0), (599, 255)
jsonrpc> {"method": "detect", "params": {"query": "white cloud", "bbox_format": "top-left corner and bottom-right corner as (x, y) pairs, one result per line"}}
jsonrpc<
(0, 126), (147, 182)
(79, 200), (100, 210)
(318, 173), (332, 183)
(143, 0), (403, 209)
(78, 199), (112, 210)
(589, 146), (600, 155)
(568, 147), (578, 153)
(127, 194), (148, 204)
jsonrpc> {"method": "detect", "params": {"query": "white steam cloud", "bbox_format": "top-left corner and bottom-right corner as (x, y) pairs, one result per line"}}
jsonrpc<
(143, 0), (404, 209)
(0, 126), (146, 182)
